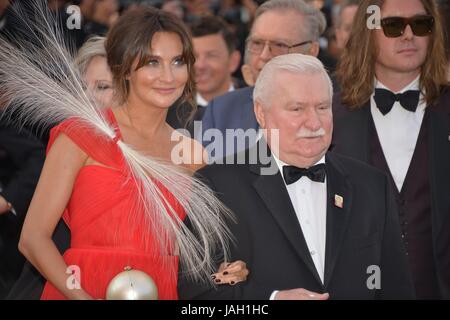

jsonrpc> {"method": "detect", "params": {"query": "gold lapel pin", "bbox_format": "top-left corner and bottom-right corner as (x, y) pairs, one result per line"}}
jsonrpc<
(334, 194), (344, 209)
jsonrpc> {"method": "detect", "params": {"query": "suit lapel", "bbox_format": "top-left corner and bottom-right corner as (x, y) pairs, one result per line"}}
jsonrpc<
(428, 91), (450, 253)
(249, 144), (323, 286)
(332, 101), (371, 163)
(323, 153), (353, 288)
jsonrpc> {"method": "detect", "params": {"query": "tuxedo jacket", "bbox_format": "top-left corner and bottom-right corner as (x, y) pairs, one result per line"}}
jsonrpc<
(332, 88), (450, 298)
(178, 144), (415, 299)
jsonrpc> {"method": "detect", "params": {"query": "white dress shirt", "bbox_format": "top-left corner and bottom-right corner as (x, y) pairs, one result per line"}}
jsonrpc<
(269, 154), (328, 299)
(370, 76), (426, 192)
(196, 84), (235, 107)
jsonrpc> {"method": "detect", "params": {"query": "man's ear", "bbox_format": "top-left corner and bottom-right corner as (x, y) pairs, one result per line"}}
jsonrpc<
(229, 50), (241, 74)
(254, 100), (266, 129)
(241, 64), (255, 86)
(309, 41), (320, 57)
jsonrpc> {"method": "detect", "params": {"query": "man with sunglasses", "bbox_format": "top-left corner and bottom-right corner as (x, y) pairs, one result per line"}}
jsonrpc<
(333, 0), (450, 299)
(198, 0), (326, 161)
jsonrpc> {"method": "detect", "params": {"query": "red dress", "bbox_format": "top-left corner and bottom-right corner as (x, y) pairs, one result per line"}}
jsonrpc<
(41, 109), (185, 300)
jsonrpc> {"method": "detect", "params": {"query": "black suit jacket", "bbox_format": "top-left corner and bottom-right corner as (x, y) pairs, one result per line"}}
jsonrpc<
(178, 144), (415, 299)
(0, 123), (45, 298)
(166, 101), (206, 137)
(332, 88), (450, 298)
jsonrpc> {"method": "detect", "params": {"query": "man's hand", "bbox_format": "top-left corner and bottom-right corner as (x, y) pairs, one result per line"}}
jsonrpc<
(0, 195), (12, 214)
(275, 288), (330, 300)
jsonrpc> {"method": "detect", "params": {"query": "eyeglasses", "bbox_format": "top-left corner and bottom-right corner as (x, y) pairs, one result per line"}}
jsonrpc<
(380, 15), (434, 38)
(246, 38), (313, 56)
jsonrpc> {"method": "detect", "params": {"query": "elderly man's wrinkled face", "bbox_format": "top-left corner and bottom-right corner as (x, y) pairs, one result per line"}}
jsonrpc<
(247, 10), (318, 82)
(255, 71), (332, 167)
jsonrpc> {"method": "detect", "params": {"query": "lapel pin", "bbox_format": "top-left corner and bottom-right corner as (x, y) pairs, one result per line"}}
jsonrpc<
(334, 194), (344, 209)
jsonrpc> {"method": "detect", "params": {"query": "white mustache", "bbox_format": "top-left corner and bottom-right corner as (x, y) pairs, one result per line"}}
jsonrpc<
(296, 128), (326, 138)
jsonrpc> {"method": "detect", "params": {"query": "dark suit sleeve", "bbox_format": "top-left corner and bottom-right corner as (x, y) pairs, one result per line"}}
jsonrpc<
(199, 99), (216, 146)
(0, 125), (45, 297)
(379, 176), (415, 299)
(178, 208), (274, 300)
(177, 220), (242, 300)
(0, 126), (45, 221)
(178, 169), (239, 299)
(177, 167), (268, 300)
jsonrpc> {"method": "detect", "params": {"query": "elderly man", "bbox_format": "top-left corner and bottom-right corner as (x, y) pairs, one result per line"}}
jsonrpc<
(179, 54), (415, 300)
(199, 0), (326, 161)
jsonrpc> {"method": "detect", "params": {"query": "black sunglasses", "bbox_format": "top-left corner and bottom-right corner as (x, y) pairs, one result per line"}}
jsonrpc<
(380, 15), (434, 38)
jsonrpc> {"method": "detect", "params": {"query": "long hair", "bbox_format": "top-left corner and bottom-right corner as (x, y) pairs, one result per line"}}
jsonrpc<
(336, 0), (448, 108)
(0, 0), (233, 284)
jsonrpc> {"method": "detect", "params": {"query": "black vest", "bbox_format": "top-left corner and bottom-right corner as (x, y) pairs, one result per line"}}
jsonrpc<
(369, 111), (440, 299)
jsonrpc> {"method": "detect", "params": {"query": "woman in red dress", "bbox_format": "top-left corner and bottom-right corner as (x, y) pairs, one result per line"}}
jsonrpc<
(17, 7), (247, 300)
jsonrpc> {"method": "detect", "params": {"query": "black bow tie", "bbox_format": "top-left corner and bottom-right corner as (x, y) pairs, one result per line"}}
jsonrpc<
(373, 88), (420, 115)
(282, 163), (326, 185)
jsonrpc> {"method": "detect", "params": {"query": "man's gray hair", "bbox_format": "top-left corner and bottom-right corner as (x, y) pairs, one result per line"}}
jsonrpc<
(254, 0), (327, 41)
(253, 53), (333, 107)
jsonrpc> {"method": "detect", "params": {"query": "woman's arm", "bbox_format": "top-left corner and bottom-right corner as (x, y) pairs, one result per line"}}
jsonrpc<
(18, 133), (92, 300)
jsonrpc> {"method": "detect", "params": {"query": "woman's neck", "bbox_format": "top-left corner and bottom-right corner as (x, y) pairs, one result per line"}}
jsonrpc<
(115, 100), (169, 139)
(375, 65), (420, 92)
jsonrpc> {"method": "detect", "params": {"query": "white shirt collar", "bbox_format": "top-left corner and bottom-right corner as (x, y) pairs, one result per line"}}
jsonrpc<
(196, 84), (235, 107)
(375, 75), (420, 93)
